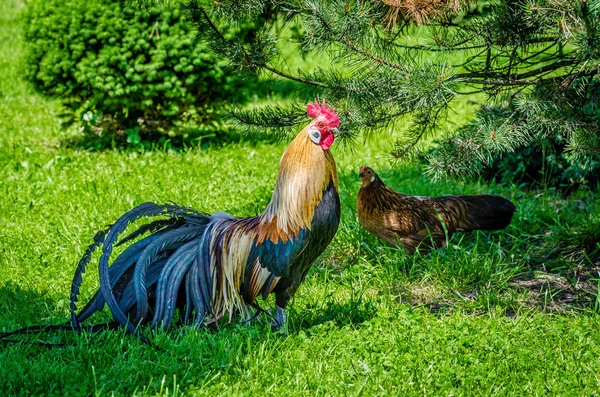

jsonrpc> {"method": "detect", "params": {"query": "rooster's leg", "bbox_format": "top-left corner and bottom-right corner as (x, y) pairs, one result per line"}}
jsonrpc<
(272, 305), (287, 334)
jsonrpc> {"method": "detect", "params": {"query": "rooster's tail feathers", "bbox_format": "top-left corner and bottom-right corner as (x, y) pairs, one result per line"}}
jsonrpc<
(69, 202), (227, 335)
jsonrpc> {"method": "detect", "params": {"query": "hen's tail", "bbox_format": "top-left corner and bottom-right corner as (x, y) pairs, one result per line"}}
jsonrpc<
(440, 194), (516, 232)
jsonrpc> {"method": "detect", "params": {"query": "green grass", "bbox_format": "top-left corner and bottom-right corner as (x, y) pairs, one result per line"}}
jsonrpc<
(2, 1), (600, 395)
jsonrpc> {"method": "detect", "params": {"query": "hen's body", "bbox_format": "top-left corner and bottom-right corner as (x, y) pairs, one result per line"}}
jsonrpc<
(69, 101), (341, 335)
(356, 167), (515, 253)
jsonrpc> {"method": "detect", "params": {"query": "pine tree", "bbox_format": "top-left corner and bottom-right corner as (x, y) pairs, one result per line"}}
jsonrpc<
(152, 0), (600, 181)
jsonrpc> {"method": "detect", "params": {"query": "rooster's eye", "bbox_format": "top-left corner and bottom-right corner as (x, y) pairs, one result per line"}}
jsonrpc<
(309, 127), (321, 144)
(318, 121), (325, 128)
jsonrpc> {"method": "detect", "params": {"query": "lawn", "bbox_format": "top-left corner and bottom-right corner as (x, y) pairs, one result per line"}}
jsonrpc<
(1, 0), (600, 396)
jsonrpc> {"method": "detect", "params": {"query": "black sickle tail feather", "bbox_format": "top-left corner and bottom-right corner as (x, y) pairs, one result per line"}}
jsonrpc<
(73, 228), (179, 326)
(451, 194), (516, 232)
(4, 202), (220, 348)
(97, 203), (179, 340)
(70, 228), (109, 330)
(131, 226), (207, 324)
(0, 322), (125, 348)
(93, 202), (216, 340)
(69, 202), (172, 333)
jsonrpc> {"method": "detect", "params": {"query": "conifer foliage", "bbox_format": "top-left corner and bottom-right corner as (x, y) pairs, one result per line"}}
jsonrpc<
(186, 0), (600, 181)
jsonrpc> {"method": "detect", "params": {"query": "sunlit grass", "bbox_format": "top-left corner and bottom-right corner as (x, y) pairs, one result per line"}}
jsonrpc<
(1, 1), (600, 395)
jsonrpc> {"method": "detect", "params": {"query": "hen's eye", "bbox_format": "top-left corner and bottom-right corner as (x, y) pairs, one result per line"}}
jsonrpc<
(309, 128), (321, 144)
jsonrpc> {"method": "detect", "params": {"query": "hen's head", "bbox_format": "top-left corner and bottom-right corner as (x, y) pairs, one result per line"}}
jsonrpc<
(359, 166), (377, 187)
(306, 99), (339, 151)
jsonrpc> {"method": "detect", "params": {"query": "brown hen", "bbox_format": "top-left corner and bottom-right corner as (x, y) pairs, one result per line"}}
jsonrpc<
(356, 166), (515, 253)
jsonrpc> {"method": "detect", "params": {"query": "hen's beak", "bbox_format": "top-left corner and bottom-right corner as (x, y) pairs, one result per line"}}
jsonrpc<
(359, 166), (366, 178)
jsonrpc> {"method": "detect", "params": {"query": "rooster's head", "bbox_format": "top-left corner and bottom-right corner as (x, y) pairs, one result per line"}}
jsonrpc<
(306, 99), (339, 151)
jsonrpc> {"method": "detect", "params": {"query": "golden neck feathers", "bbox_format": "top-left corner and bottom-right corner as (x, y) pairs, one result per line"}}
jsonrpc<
(260, 124), (338, 240)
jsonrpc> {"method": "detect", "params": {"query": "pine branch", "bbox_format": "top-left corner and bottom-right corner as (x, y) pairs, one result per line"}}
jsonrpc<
(312, 11), (410, 73)
(263, 65), (327, 87)
(229, 103), (309, 137)
(189, 3), (328, 87)
(454, 58), (580, 83)
(392, 105), (447, 160)
(188, 0), (600, 180)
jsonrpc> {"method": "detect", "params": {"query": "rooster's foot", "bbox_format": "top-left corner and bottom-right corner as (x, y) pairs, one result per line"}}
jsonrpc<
(271, 305), (287, 335)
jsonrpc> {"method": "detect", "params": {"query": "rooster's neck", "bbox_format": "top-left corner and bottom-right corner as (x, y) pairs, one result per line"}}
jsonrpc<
(259, 132), (338, 240)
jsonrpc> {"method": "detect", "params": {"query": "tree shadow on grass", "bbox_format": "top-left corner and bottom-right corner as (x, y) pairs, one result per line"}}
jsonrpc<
(0, 282), (63, 330)
(388, 269), (600, 318)
(508, 268), (600, 313)
(288, 297), (378, 332)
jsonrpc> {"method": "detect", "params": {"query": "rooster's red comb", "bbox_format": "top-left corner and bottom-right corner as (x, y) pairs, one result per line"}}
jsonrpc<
(307, 99), (339, 128)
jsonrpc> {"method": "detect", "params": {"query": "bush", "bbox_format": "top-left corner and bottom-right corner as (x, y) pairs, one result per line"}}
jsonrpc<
(480, 140), (600, 193)
(21, 0), (247, 148)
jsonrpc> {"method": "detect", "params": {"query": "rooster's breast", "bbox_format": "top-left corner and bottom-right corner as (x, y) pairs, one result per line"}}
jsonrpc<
(303, 179), (340, 264)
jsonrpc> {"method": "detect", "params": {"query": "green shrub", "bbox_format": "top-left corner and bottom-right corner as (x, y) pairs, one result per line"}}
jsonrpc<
(21, 0), (247, 148)
(480, 140), (600, 193)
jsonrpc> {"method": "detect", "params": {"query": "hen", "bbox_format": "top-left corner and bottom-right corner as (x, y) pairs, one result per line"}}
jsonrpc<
(356, 166), (515, 253)
(64, 100), (341, 337)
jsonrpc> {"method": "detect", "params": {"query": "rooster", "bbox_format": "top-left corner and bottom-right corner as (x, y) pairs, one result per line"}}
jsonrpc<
(356, 166), (515, 253)
(67, 100), (341, 337)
